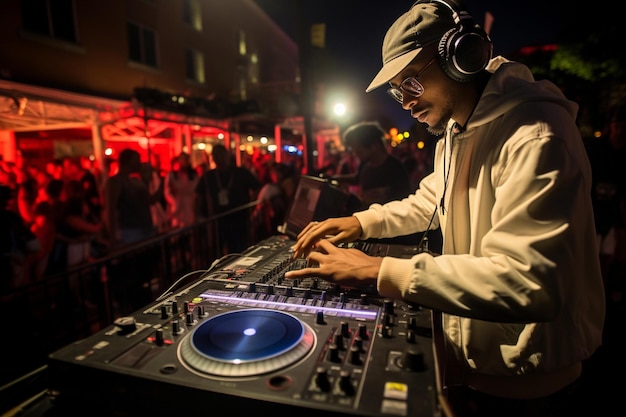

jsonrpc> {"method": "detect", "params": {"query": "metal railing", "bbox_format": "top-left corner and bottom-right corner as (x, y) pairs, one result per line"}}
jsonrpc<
(0, 201), (259, 393)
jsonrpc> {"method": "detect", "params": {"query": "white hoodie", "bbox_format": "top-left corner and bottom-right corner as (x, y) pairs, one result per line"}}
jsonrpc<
(354, 57), (605, 397)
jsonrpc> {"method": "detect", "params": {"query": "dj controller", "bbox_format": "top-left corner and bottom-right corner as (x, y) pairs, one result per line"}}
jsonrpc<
(48, 235), (441, 417)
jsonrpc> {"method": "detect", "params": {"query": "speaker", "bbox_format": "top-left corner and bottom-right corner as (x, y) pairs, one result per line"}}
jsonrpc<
(417, 0), (493, 82)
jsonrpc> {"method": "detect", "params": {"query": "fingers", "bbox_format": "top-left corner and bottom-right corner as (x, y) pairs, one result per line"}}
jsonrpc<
(284, 266), (319, 281)
(292, 221), (325, 258)
(315, 239), (336, 253)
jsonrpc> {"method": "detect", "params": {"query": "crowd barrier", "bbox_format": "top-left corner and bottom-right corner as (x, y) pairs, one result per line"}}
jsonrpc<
(0, 201), (258, 400)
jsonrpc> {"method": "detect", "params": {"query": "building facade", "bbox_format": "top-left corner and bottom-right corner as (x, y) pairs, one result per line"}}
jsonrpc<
(0, 0), (303, 174)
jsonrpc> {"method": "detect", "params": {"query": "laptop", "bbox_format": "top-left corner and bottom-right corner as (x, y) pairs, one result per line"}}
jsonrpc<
(278, 175), (349, 240)
(278, 175), (422, 259)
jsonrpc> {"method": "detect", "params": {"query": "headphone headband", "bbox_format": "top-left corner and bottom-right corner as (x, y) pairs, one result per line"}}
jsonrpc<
(414, 0), (493, 82)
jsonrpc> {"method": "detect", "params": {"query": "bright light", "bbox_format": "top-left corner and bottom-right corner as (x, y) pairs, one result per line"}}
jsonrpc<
(217, 132), (225, 139)
(417, 140), (425, 149)
(333, 102), (346, 116)
(138, 137), (149, 149)
(267, 144), (277, 152)
(104, 147), (113, 156)
(246, 135), (253, 142)
(260, 136), (268, 144)
(197, 142), (206, 150)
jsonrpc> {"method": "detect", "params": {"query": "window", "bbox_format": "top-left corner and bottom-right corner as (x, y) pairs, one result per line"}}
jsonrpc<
(127, 22), (158, 67)
(185, 48), (205, 84)
(183, 0), (202, 31)
(20, 0), (78, 43)
(238, 29), (247, 56)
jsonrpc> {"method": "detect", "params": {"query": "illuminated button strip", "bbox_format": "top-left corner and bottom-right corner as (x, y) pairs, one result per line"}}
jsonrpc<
(199, 292), (378, 321)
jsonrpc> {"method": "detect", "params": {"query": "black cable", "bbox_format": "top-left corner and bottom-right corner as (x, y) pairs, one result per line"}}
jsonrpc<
(155, 252), (243, 301)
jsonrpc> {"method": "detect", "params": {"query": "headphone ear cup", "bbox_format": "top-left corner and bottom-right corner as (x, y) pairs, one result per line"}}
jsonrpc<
(438, 28), (463, 82)
(438, 25), (493, 83)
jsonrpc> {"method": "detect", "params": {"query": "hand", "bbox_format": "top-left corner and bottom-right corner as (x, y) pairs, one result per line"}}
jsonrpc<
(285, 239), (381, 289)
(291, 216), (363, 259)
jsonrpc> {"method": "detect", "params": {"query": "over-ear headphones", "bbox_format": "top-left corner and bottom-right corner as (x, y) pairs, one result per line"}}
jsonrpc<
(415, 0), (493, 82)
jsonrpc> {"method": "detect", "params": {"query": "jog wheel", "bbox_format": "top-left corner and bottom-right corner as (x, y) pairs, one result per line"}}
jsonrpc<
(179, 309), (316, 378)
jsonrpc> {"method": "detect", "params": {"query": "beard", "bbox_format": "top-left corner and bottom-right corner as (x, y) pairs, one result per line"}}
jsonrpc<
(427, 124), (445, 136)
(425, 106), (453, 136)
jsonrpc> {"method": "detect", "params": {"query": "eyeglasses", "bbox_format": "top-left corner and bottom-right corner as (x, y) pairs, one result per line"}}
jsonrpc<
(387, 57), (437, 104)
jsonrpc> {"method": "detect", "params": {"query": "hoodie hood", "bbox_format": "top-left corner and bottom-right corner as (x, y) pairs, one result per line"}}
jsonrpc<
(467, 56), (579, 131)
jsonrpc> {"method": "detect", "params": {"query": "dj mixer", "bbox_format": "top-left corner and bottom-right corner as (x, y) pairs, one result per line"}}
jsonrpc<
(47, 235), (441, 417)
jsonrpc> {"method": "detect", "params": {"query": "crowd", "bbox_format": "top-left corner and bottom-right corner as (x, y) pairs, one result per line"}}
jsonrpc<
(0, 146), (312, 290)
(1, 104), (624, 305)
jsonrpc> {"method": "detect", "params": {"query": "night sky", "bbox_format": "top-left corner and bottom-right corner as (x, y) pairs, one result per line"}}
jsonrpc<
(254, 0), (567, 131)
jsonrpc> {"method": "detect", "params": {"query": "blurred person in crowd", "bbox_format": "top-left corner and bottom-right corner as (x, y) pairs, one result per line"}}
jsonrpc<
(45, 159), (63, 180)
(140, 161), (168, 234)
(165, 151), (199, 229)
(195, 149), (211, 177)
(15, 161), (43, 225)
(241, 152), (259, 180)
(29, 200), (56, 280)
(104, 148), (155, 247)
(64, 156), (102, 219)
(0, 154), (17, 187)
(335, 150), (359, 193)
(316, 152), (342, 178)
(1, 185), (40, 289)
(195, 144), (261, 255)
(42, 179), (69, 275)
(331, 121), (412, 210)
(584, 103), (626, 329)
(585, 105), (626, 271)
(251, 162), (296, 242)
(149, 152), (168, 217)
(286, 1), (605, 416)
(57, 180), (105, 266)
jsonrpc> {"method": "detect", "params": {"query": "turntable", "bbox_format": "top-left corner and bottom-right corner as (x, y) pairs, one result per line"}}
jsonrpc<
(48, 267), (440, 416)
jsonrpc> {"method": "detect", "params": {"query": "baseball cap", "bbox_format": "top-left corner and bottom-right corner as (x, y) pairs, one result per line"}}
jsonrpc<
(366, 2), (456, 92)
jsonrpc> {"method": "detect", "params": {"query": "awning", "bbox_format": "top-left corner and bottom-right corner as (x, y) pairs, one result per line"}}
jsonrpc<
(0, 79), (125, 132)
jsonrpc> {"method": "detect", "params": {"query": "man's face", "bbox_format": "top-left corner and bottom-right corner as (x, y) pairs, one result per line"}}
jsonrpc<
(388, 48), (455, 136)
(350, 143), (372, 163)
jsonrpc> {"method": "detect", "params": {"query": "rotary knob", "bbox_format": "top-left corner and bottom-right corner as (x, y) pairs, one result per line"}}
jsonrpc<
(340, 321), (351, 338)
(383, 298), (395, 315)
(358, 323), (368, 340)
(315, 366), (331, 392)
(328, 344), (341, 362)
(339, 370), (355, 396)
(154, 328), (164, 346)
(349, 345), (361, 365)
(114, 316), (136, 335)
(399, 345), (425, 372)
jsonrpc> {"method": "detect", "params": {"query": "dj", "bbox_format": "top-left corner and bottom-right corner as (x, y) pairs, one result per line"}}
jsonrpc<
(285, 1), (605, 416)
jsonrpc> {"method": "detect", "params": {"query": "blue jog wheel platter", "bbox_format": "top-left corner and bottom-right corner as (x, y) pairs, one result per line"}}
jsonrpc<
(179, 309), (316, 378)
